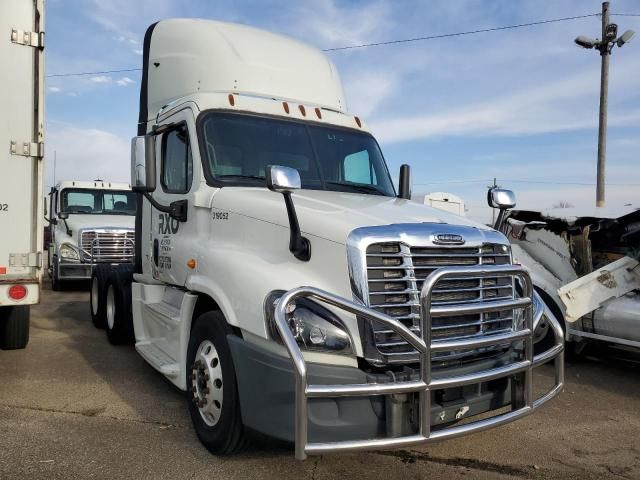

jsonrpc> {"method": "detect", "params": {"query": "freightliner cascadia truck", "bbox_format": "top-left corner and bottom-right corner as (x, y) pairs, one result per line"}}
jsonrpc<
(0, 0), (45, 350)
(91, 19), (564, 459)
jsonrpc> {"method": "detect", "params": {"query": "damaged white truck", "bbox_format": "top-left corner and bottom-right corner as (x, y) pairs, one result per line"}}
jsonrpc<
(92, 19), (564, 459)
(497, 204), (640, 352)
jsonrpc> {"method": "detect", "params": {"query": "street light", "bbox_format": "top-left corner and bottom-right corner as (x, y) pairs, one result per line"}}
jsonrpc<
(574, 2), (635, 207)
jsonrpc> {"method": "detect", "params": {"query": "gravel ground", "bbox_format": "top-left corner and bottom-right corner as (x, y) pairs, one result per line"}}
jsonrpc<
(0, 280), (639, 479)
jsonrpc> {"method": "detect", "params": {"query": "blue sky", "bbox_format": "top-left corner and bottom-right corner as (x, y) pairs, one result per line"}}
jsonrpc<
(45, 0), (640, 223)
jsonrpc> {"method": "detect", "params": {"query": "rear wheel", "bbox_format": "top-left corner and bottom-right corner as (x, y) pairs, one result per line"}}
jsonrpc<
(90, 265), (110, 329)
(105, 266), (135, 345)
(187, 311), (246, 455)
(0, 305), (30, 350)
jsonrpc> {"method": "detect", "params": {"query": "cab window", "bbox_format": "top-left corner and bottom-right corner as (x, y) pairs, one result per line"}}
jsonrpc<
(162, 125), (193, 193)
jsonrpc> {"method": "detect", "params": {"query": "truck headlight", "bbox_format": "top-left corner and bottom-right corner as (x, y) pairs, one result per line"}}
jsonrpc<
(59, 243), (80, 260)
(265, 292), (354, 355)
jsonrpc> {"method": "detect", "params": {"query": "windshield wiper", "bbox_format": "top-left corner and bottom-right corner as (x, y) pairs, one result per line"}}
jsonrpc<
(217, 174), (266, 181)
(325, 181), (387, 196)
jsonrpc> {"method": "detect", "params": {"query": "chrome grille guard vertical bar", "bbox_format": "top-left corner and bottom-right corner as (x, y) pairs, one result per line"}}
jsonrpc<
(273, 265), (564, 461)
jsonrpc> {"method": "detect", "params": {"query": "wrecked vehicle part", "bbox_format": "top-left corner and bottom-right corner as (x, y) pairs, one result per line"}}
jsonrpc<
(502, 208), (640, 349)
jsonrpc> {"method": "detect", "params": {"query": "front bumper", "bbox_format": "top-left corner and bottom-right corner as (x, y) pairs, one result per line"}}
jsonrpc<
(229, 337), (514, 444)
(271, 265), (564, 460)
(58, 261), (93, 280)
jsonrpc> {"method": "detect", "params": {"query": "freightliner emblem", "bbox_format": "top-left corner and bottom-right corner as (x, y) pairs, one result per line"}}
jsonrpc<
(433, 233), (465, 245)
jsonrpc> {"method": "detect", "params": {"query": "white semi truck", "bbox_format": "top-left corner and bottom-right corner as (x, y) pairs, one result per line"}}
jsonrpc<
(0, 0), (45, 350)
(47, 180), (136, 294)
(92, 19), (564, 459)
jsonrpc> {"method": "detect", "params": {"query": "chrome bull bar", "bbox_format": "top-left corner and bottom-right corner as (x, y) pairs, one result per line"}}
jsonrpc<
(274, 264), (564, 460)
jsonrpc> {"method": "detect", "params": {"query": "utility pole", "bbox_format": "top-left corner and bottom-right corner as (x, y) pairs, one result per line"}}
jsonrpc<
(575, 2), (635, 207)
(596, 1), (610, 207)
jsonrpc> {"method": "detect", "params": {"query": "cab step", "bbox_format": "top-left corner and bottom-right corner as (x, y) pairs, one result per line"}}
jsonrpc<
(135, 342), (179, 377)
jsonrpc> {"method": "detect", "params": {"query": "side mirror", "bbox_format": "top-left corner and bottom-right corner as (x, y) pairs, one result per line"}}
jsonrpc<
(58, 211), (69, 220)
(266, 165), (310, 262)
(266, 165), (301, 193)
(487, 188), (516, 209)
(131, 135), (156, 192)
(398, 164), (412, 200)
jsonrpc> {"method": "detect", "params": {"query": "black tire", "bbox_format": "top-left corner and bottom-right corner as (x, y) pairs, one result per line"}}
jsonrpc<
(90, 264), (110, 329)
(0, 305), (30, 350)
(51, 256), (62, 291)
(187, 311), (246, 455)
(105, 265), (135, 345)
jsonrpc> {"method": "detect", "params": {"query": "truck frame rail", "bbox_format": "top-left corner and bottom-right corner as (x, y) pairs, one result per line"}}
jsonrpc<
(274, 265), (564, 460)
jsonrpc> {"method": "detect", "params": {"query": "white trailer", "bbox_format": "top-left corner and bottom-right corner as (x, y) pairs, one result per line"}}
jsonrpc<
(93, 19), (564, 459)
(0, 0), (45, 350)
(417, 192), (466, 217)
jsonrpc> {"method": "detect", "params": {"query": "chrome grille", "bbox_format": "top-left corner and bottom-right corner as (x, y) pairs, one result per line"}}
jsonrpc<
(366, 242), (515, 363)
(80, 229), (135, 263)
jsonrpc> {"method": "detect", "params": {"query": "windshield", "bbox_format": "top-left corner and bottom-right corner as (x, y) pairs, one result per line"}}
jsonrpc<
(200, 112), (396, 196)
(60, 189), (137, 215)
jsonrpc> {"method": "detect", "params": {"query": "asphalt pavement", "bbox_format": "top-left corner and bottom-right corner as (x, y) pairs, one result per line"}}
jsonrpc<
(1, 280), (639, 479)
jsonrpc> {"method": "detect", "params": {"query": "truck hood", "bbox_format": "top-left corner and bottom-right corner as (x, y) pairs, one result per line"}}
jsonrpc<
(213, 188), (492, 245)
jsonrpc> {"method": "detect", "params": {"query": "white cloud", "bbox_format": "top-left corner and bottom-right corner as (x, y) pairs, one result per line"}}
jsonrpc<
(116, 76), (134, 87)
(67, 92), (78, 97)
(46, 127), (130, 186)
(48, 86), (61, 93)
(133, 49), (143, 56)
(370, 59), (640, 144)
(90, 75), (112, 84)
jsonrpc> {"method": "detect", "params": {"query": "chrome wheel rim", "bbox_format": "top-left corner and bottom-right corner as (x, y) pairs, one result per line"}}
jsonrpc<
(191, 339), (223, 427)
(91, 277), (99, 316)
(106, 286), (115, 330)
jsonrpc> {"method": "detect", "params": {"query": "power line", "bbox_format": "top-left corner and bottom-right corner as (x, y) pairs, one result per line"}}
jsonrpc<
(414, 178), (640, 187)
(47, 67), (141, 78)
(322, 13), (601, 51)
(414, 179), (489, 185)
(611, 13), (640, 17)
(502, 179), (640, 186)
(47, 12), (604, 77)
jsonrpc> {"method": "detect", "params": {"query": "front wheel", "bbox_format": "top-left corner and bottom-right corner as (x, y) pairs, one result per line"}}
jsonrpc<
(51, 257), (62, 291)
(187, 311), (246, 455)
(90, 265), (109, 329)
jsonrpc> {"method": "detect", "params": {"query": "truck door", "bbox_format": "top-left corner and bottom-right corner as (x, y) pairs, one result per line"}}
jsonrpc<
(148, 115), (197, 287)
